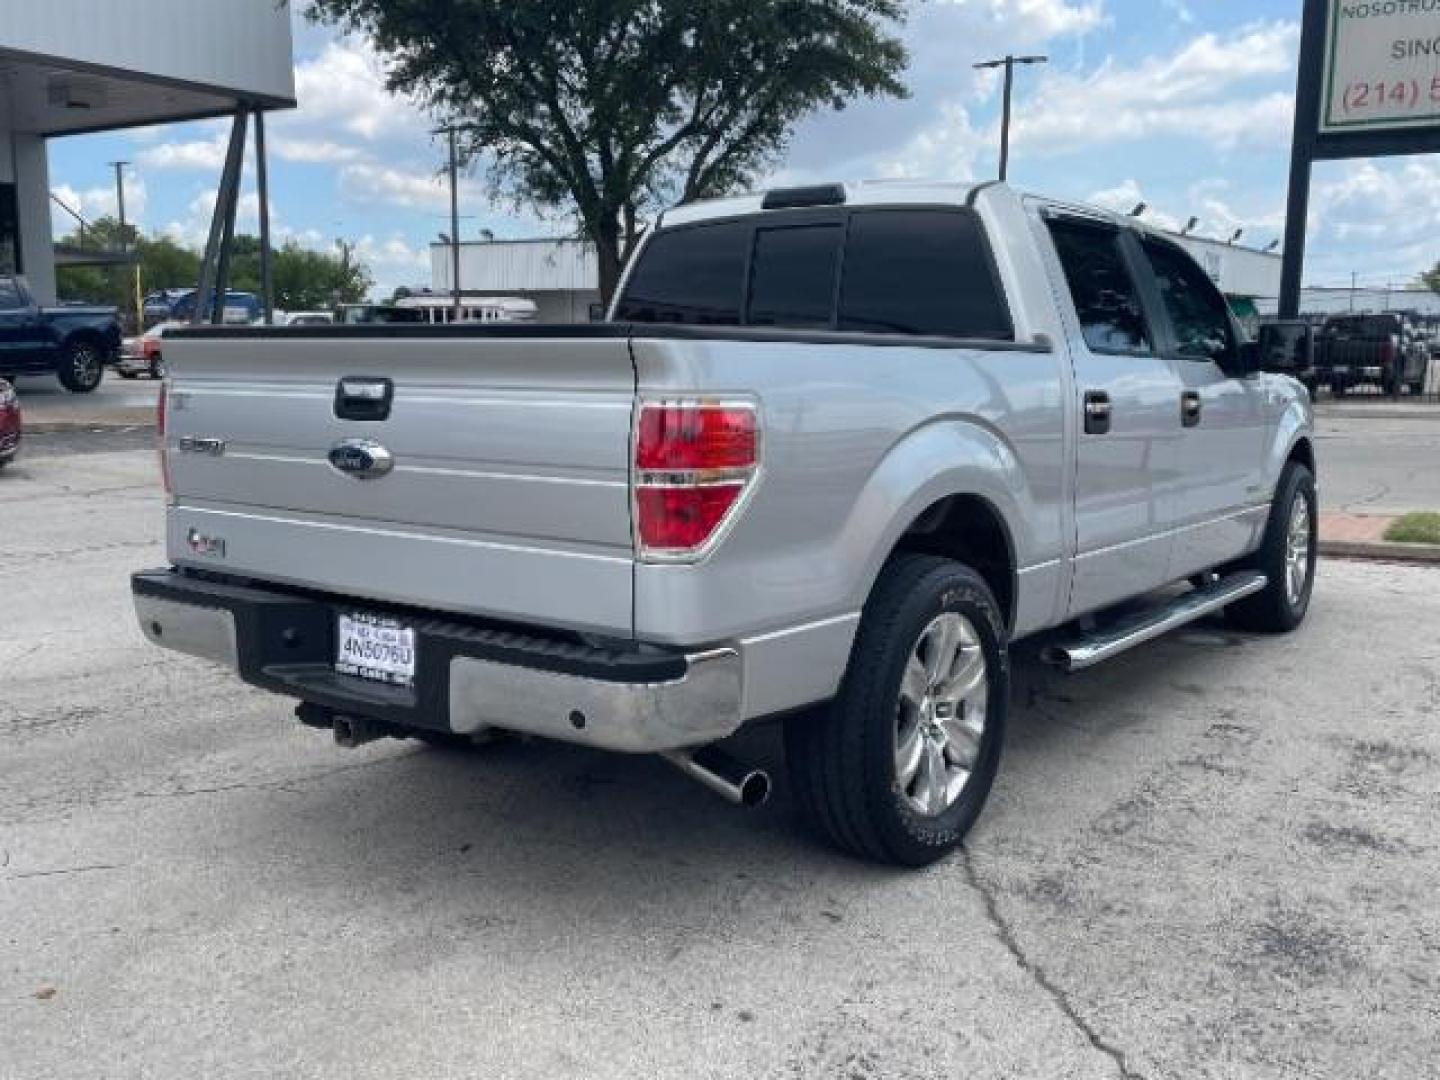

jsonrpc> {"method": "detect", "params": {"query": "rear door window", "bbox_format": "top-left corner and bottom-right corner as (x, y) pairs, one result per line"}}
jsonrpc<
(1139, 239), (1236, 363)
(838, 210), (1012, 340)
(746, 224), (843, 329)
(0, 280), (21, 310)
(615, 221), (749, 324)
(1047, 219), (1153, 354)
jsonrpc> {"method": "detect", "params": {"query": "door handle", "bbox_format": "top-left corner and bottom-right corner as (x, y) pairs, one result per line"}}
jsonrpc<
(1083, 391), (1112, 435)
(334, 376), (395, 422)
(1181, 391), (1202, 428)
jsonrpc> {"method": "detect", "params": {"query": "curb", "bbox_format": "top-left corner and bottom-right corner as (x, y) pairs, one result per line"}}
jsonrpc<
(1320, 539), (1440, 564)
(1315, 406), (1440, 422)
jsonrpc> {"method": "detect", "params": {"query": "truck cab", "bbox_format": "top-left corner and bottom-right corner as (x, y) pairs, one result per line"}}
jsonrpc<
(0, 275), (122, 392)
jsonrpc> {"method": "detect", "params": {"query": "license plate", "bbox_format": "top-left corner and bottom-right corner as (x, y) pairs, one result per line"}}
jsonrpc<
(335, 613), (416, 687)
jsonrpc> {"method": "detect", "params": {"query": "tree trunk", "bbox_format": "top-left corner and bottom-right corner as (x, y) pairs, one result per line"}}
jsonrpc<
(593, 215), (624, 309)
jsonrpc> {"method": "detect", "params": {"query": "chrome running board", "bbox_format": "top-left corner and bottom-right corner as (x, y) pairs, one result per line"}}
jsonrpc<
(1044, 571), (1267, 673)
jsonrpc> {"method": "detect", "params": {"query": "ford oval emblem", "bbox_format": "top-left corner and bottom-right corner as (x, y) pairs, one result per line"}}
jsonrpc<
(328, 439), (395, 480)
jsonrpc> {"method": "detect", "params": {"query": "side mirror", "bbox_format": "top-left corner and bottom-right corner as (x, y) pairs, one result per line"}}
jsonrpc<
(1255, 321), (1314, 376)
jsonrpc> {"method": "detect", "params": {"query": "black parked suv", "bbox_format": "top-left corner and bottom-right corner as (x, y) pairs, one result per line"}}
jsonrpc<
(1314, 313), (1430, 397)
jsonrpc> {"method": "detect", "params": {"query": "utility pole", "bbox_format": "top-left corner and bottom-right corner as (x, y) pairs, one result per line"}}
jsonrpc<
(109, 161), (141, 333)
(974, 54), (1047, 183)
(445, 127), (462, 317)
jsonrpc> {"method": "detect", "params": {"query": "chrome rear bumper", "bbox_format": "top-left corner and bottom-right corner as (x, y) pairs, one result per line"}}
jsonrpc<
(132, 570), (744, 753)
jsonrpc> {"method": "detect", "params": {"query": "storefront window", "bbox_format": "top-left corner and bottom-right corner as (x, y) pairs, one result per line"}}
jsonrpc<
(0, 184), (20, 276)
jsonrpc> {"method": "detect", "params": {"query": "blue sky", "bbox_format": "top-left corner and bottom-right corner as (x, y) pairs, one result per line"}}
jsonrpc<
(46, 0), (1440, 298)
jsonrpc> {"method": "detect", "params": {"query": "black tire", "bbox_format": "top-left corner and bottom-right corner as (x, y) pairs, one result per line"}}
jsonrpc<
(57, 340), (105, 393)
(784, 554), (1009, 867)
(149, 354), (165, 380)
(1227, 463), (1317, 633)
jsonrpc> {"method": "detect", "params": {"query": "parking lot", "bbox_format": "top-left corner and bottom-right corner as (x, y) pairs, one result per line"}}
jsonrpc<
(2, 433), (1437, 1079)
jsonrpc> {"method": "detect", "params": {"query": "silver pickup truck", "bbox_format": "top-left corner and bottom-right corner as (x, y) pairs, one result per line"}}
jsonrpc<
(132, 182), (1318, 866)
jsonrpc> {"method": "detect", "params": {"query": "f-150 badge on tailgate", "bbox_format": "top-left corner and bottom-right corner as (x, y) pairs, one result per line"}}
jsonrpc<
(328, 439), (395, 480)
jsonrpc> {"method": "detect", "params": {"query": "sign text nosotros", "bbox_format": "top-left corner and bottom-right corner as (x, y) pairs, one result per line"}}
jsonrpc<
(1323, 0), (1440, 133)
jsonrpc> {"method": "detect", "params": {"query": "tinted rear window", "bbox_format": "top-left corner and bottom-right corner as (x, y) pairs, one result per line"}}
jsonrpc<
(614, 221), (748, 324)
(619, 206), (1012, 338)
(747, 225), (843, 329)
(839, 211), (1012, 339)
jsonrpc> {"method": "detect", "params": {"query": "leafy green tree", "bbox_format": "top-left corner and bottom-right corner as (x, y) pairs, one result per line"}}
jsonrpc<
(304, 0), (909, 301)
(227, 237), (374, 310)
(57, 220), (370, 315)
(1423, 263), (1440, 294)
(56, 217), (200, 315)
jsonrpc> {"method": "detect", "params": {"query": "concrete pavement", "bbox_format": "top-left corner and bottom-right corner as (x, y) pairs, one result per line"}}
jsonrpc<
(6, 372), (159, 432)
(3, 440), (1439, 1079)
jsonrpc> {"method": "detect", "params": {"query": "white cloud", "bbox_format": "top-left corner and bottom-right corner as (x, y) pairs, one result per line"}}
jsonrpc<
(872, 104), (987, 182)
(1304, 159), (1440, 283)
(139, 130), (231, 172)
(288, 38), (425, 142)
(1161, 0), (1194, 25)
(980, 0), (1107, 37)
(338, 160), (485, 213)
(1088, 179), (1182, 232)
(50, 179), (148, 233)
(1012, 22), (1299, 154)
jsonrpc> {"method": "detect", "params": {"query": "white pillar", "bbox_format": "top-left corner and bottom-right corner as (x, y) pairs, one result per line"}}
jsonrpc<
(13, 134), (56, 304)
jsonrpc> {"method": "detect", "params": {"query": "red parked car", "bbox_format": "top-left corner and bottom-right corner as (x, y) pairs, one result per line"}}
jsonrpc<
(0, 379), (21, 470)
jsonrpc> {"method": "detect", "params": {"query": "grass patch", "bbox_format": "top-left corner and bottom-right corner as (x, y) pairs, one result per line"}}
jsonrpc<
(1384, 513), (1440, 546)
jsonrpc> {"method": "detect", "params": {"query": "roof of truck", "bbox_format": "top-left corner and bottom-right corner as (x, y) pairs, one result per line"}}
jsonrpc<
(661, 180), (987, 228)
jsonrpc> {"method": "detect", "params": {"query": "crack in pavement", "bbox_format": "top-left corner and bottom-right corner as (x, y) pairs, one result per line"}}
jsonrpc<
(961, 849), (1146, 1080)
(5, 863), (121, 881)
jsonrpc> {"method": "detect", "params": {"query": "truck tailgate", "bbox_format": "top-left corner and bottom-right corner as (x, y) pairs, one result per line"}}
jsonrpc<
(163, 329), (637, 637)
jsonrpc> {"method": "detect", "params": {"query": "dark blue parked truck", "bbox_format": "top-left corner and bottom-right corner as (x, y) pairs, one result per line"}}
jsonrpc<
(0, 275), (123, 393)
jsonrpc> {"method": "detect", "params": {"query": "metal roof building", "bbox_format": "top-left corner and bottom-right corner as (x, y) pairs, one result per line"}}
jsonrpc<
(431, 238), (603, 324)
(1, 0), (296, 304)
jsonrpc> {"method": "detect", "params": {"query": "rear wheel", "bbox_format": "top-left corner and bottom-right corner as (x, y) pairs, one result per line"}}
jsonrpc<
(1227, 463), (1317, 633)
(149, 354), (166, 379)
(57, 340), (105, 393)
(785, 554), (1008, 867)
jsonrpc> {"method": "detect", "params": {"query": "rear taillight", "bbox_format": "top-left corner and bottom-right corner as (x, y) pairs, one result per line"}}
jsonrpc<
(157, 380), (173, 502)
(633, 400), (759, 560)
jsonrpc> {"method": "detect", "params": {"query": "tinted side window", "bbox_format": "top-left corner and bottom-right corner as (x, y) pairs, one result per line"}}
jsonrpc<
(1140, 239), (1235, 362)
(839, 211), (1012, 340)
(615, 221), (748, 324)
(0, 280), (20, 310)
(747, 224), (842, 329)
(1048, 221), (1152, 354)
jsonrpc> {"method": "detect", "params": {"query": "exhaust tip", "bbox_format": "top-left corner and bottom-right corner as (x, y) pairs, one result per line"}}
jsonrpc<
(662, 748), (772, 809)
(739, 770), (772, 809)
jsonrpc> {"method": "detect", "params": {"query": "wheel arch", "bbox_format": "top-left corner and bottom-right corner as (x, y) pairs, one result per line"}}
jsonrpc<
(890, 493), (1018, 633)
(843, 417), (1036, 635)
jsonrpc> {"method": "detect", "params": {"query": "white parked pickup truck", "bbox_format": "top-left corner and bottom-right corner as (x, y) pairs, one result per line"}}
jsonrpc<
(132, 182), (1318, 866)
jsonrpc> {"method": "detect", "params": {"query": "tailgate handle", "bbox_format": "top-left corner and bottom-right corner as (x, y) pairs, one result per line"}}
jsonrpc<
(335, 377), (394, 422)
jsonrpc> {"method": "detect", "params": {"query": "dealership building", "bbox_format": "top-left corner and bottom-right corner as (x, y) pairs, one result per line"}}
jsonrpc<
(0, 0), (295, 305)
